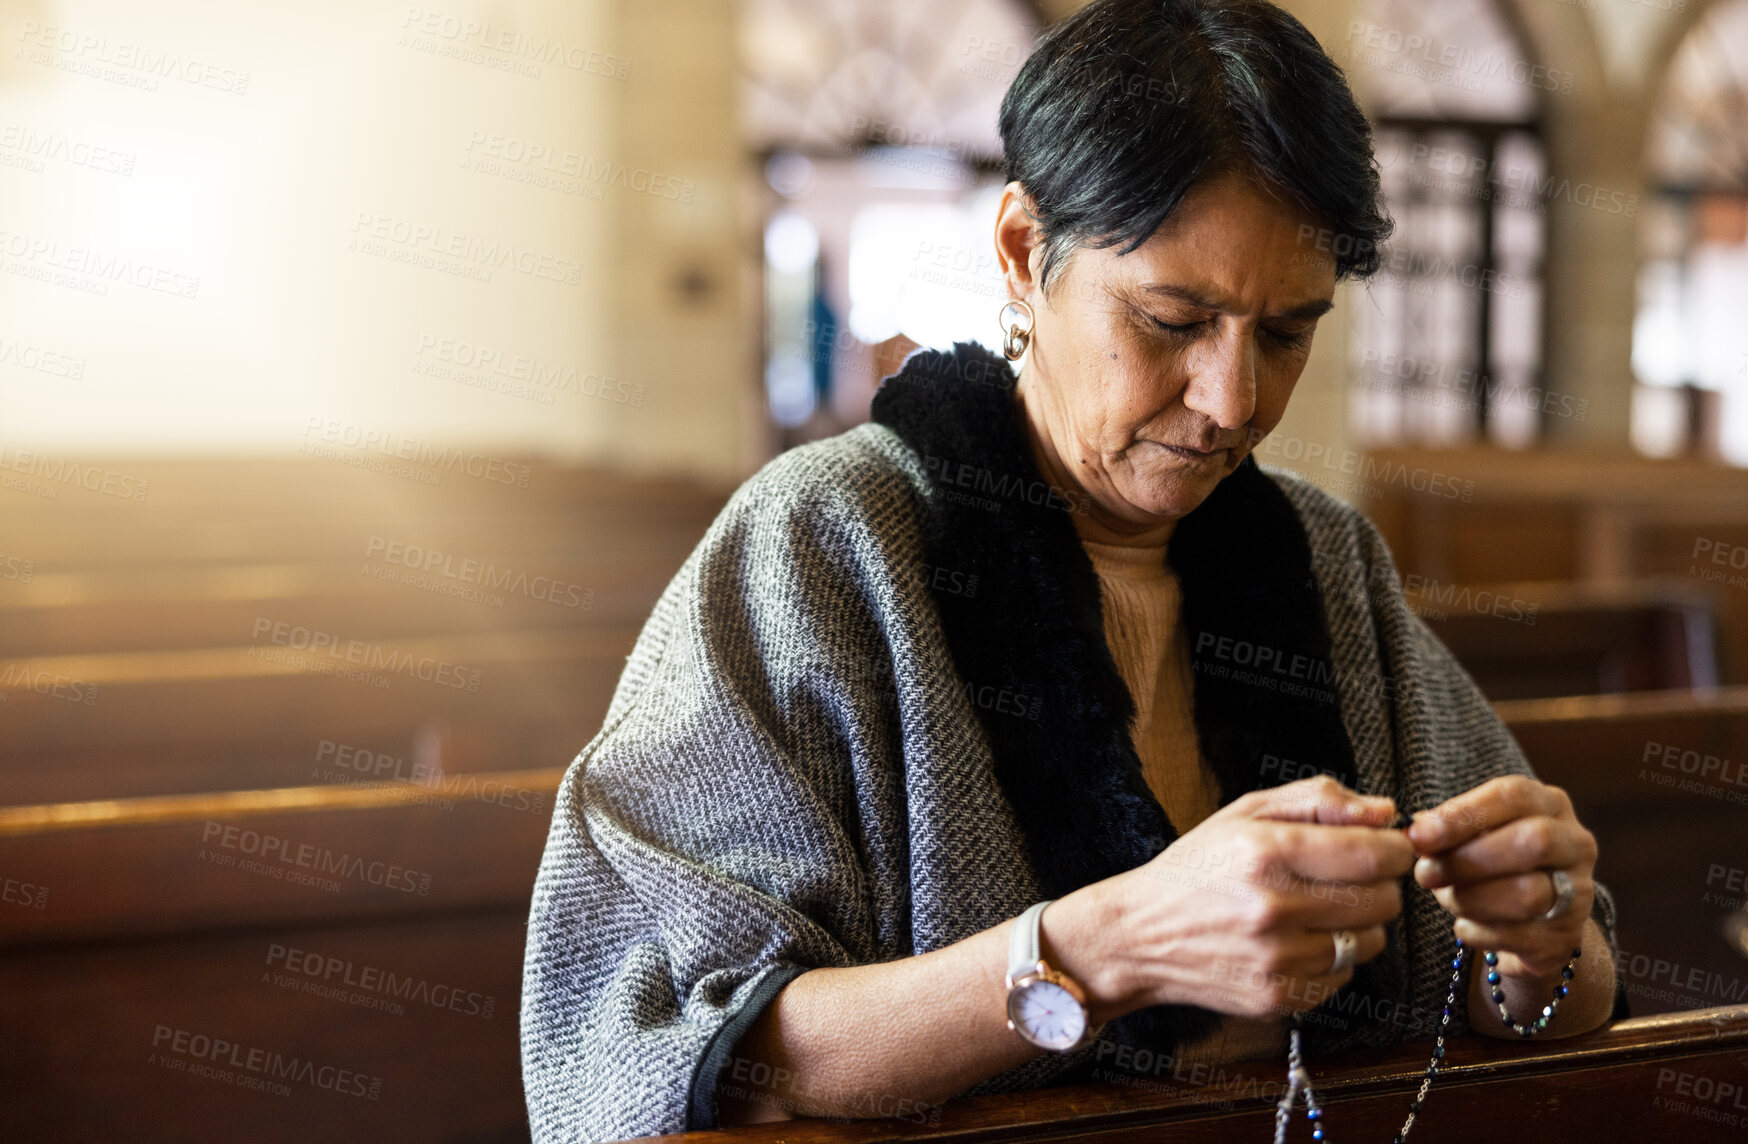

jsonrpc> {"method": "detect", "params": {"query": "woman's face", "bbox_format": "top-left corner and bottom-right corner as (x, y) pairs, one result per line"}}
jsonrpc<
(996, 168), (1338, 545)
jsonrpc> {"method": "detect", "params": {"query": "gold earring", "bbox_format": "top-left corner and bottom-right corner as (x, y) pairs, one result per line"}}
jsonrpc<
(999, 299), (1035, 361)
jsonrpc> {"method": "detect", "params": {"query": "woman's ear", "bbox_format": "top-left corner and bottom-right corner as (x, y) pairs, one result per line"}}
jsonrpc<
(993, 181), (1044, 304)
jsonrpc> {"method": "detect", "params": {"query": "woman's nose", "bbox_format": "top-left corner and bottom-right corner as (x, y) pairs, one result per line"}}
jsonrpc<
(1182, 331), (1258, 431)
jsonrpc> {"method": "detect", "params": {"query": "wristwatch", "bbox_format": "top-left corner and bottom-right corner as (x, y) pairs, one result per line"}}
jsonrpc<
(1005, 899), (1104, 1052)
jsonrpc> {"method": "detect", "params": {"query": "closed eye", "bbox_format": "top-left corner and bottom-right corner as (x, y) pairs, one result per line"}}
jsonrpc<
(1150, 316), (1208, 340)
(1141, 306), (1314, 350)
(1262, 326), (1315, 350)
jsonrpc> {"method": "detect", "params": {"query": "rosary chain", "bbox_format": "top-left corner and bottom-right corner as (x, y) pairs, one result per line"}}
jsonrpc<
(1270, 939), (1583, 1142)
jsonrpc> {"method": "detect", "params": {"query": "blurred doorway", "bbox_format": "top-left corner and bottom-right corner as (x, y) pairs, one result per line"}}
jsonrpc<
(1632, 0), (1748, 464)
(738, 0), (1041, 450)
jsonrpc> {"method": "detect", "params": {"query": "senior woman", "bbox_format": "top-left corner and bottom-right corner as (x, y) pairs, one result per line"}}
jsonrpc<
(521, 0), (1628, 1138)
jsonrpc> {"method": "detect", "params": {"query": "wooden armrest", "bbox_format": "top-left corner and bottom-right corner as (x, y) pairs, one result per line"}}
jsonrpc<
(624, 1005), (1748, 1143)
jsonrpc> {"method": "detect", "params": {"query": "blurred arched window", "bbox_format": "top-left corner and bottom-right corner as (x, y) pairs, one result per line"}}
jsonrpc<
(1344, 0), (1553, 450)
(740, 0), (1042, 448)
(1632, 0), (1748, 463)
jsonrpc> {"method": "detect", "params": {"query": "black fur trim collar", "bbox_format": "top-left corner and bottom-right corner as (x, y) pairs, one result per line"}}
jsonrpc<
(870, 341), (1394, 1066)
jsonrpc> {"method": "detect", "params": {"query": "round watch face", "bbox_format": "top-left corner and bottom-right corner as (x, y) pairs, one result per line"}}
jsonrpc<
(1010, 978), (1088, 1051)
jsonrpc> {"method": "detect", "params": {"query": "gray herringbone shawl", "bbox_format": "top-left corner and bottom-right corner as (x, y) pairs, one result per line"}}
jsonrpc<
(519, 421), (1619, 1142)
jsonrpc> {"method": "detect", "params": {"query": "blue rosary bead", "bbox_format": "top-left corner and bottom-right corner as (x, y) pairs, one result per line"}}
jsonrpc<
(1484, 951), (1498, 966)
(1487, 970), (1500, 985)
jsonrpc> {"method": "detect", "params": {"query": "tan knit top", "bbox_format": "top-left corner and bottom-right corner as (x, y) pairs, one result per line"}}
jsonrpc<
(1079, 531), (1289, 1068)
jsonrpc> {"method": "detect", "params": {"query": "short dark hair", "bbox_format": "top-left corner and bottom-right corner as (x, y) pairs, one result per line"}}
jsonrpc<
(999, 0), (1392, 291)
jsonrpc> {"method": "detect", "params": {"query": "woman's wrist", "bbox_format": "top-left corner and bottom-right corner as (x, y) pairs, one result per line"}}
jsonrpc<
(1035, 884), (1148, 1028)
(1465, 917), (1615, 1038)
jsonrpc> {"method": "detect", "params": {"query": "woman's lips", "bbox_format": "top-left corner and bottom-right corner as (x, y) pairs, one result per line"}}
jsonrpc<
(1157, 443), (1229, 462)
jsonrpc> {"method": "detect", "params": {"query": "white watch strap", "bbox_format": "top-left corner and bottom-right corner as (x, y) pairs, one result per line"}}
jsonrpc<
(1007, 899), (1055, 982)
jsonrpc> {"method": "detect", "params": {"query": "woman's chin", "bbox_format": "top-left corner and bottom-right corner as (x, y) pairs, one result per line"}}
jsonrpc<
(1125, 467), (1228, 519)
(1113, 493), (1207, 525)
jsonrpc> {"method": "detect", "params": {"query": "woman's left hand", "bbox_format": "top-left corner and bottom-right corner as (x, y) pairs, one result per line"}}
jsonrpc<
(1406, 775), (1598, 981)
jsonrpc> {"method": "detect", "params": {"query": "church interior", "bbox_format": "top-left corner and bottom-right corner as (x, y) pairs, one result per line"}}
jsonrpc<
(2, 0), (1747, 1140)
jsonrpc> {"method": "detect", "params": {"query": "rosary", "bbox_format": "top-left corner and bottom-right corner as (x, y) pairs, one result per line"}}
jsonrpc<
(1269, 940), (1582, 1143)
(1270, 812), (1584, 1142)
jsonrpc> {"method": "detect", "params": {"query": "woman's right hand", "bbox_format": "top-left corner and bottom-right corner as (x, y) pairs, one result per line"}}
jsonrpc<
(1080, 776), (1416, 1022)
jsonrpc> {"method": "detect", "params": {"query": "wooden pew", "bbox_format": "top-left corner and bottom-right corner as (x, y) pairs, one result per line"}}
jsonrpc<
(0, 462), (730, 658)
(0, 550), (695, 657)
(5, 771), (1745, 1144)
(0, 457), (729, 548)
(0, 719), (580, 808)
(0, 770), (564, 943)
(1414, 578), (1719, 699)
(0, 909), (534, 1144)
(622, 1006), (1748, 1143)
(1622, 515), (1748, 684)
(1500, 688), (1748, 1018)
(0, 772), (563, 1143)
(0, 458), (726, 806)
(1361, 447), (1748, 685)
(0, 627), (629, 805)
(1362, 446), (1748, 585)
(7, 453), (1743, 1142)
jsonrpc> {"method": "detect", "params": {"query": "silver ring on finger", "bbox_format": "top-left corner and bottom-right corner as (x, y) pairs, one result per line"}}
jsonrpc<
(1542, 869), (1575, 921)
(1329, 929), (1357, 975)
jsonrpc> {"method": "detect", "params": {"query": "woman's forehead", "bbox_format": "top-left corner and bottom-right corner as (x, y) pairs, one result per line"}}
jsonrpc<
(1075, 229), (1338, 315)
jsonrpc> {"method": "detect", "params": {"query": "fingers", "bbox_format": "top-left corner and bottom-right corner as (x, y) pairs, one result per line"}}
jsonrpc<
(1269, 875), (1404, 931)
(1152, 843), (1403, 931)
(1201, 925), (1388, 1019)
(1414, 817), (1597, 888)
(1292, 922), (1390, 972)
(1427, 870), (1592, 925)
(1240, 868), (1406, 934)
(1269, 820), (1418, 884)
(1228, 829), (1408, 931)
(1228, 775), (1397, 827)
(1408, 775), (1568, 854)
